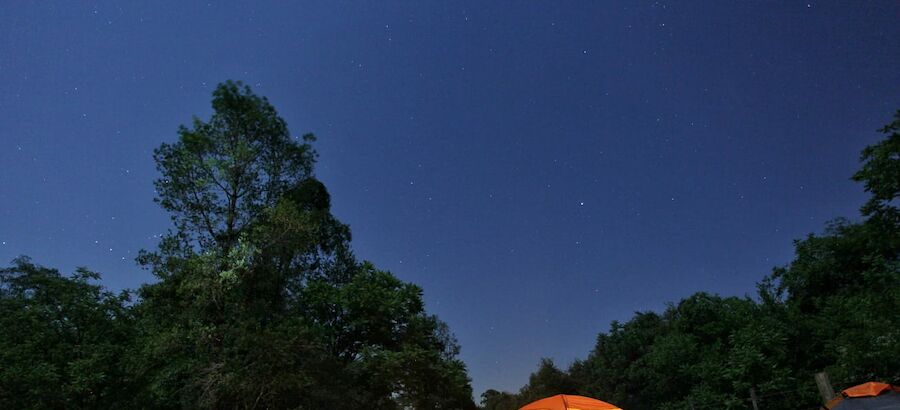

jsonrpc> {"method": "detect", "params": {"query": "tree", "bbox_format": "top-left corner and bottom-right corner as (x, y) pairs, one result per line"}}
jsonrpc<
(151, 80), (317, 252)
(569, 312), (665, 409)
(484, 110), (900, 410)
(0, 257), (133, 409)
(516, 358), (578, 403)
(132, 81), (475, 408)
(853, 110), (900, 221)
(769, 218), (900, 385)
(480, 389), (518, 410)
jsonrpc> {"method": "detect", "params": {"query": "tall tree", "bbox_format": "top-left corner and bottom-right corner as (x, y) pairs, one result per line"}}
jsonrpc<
(151, 80), (318, 252)
(770, 111), (900, 384)
(132, 81), (475, 408)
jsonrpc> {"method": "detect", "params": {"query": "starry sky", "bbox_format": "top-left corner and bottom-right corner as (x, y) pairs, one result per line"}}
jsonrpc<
(2, 1), (899, 398)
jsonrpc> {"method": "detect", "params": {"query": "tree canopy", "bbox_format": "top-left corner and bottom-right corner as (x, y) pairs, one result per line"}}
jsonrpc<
(2, 84), (897, 409)
(133, 81), (476, 409)
(481, 111), (900, 410)
(0, 258), (134, 408)
(1, 81), (475, 409)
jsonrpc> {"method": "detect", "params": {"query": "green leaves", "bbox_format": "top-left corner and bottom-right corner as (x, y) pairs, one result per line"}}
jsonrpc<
(3, 81), (474, 409)
(482, 111), (900, 410)
(0, 258), (134, 409)
(151, 80), (316, 253)
(131, 81), (475, 408)
(853, 110), (900, 219)
(295, 263), (475, 407)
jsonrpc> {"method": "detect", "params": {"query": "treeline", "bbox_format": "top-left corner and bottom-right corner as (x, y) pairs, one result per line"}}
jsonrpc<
(482, 112), (900, 410)
(0, 82), (477, 409)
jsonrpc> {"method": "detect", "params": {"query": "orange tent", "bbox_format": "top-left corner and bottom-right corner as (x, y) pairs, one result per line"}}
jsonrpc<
(519, 394), (622, 410)
(824, 381), (900, 409)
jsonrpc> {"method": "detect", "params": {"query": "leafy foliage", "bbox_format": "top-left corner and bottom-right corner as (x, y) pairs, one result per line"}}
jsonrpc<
(151, 80), (317, 251)
(130, 81), (475, 409)
(2, 81), (475, 409)
(3, 87), (896, 409)
(853, 110), (900, 220)
(482, 111), (900, 410)
(0, 258), (134, 409)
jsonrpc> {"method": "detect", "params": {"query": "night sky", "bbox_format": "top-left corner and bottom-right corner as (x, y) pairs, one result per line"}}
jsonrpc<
(2, 1), (899, 397)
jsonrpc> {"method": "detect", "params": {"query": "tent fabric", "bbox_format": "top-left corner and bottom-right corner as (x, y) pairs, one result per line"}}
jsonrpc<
(826, 391), (900, 410)
(843, 382), (894, 398)
(824, 382), (900, 410)
(519, 394), (622, 410)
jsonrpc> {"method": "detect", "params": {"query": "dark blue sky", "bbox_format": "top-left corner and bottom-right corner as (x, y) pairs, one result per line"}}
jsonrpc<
(2, 1), (899, 397)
